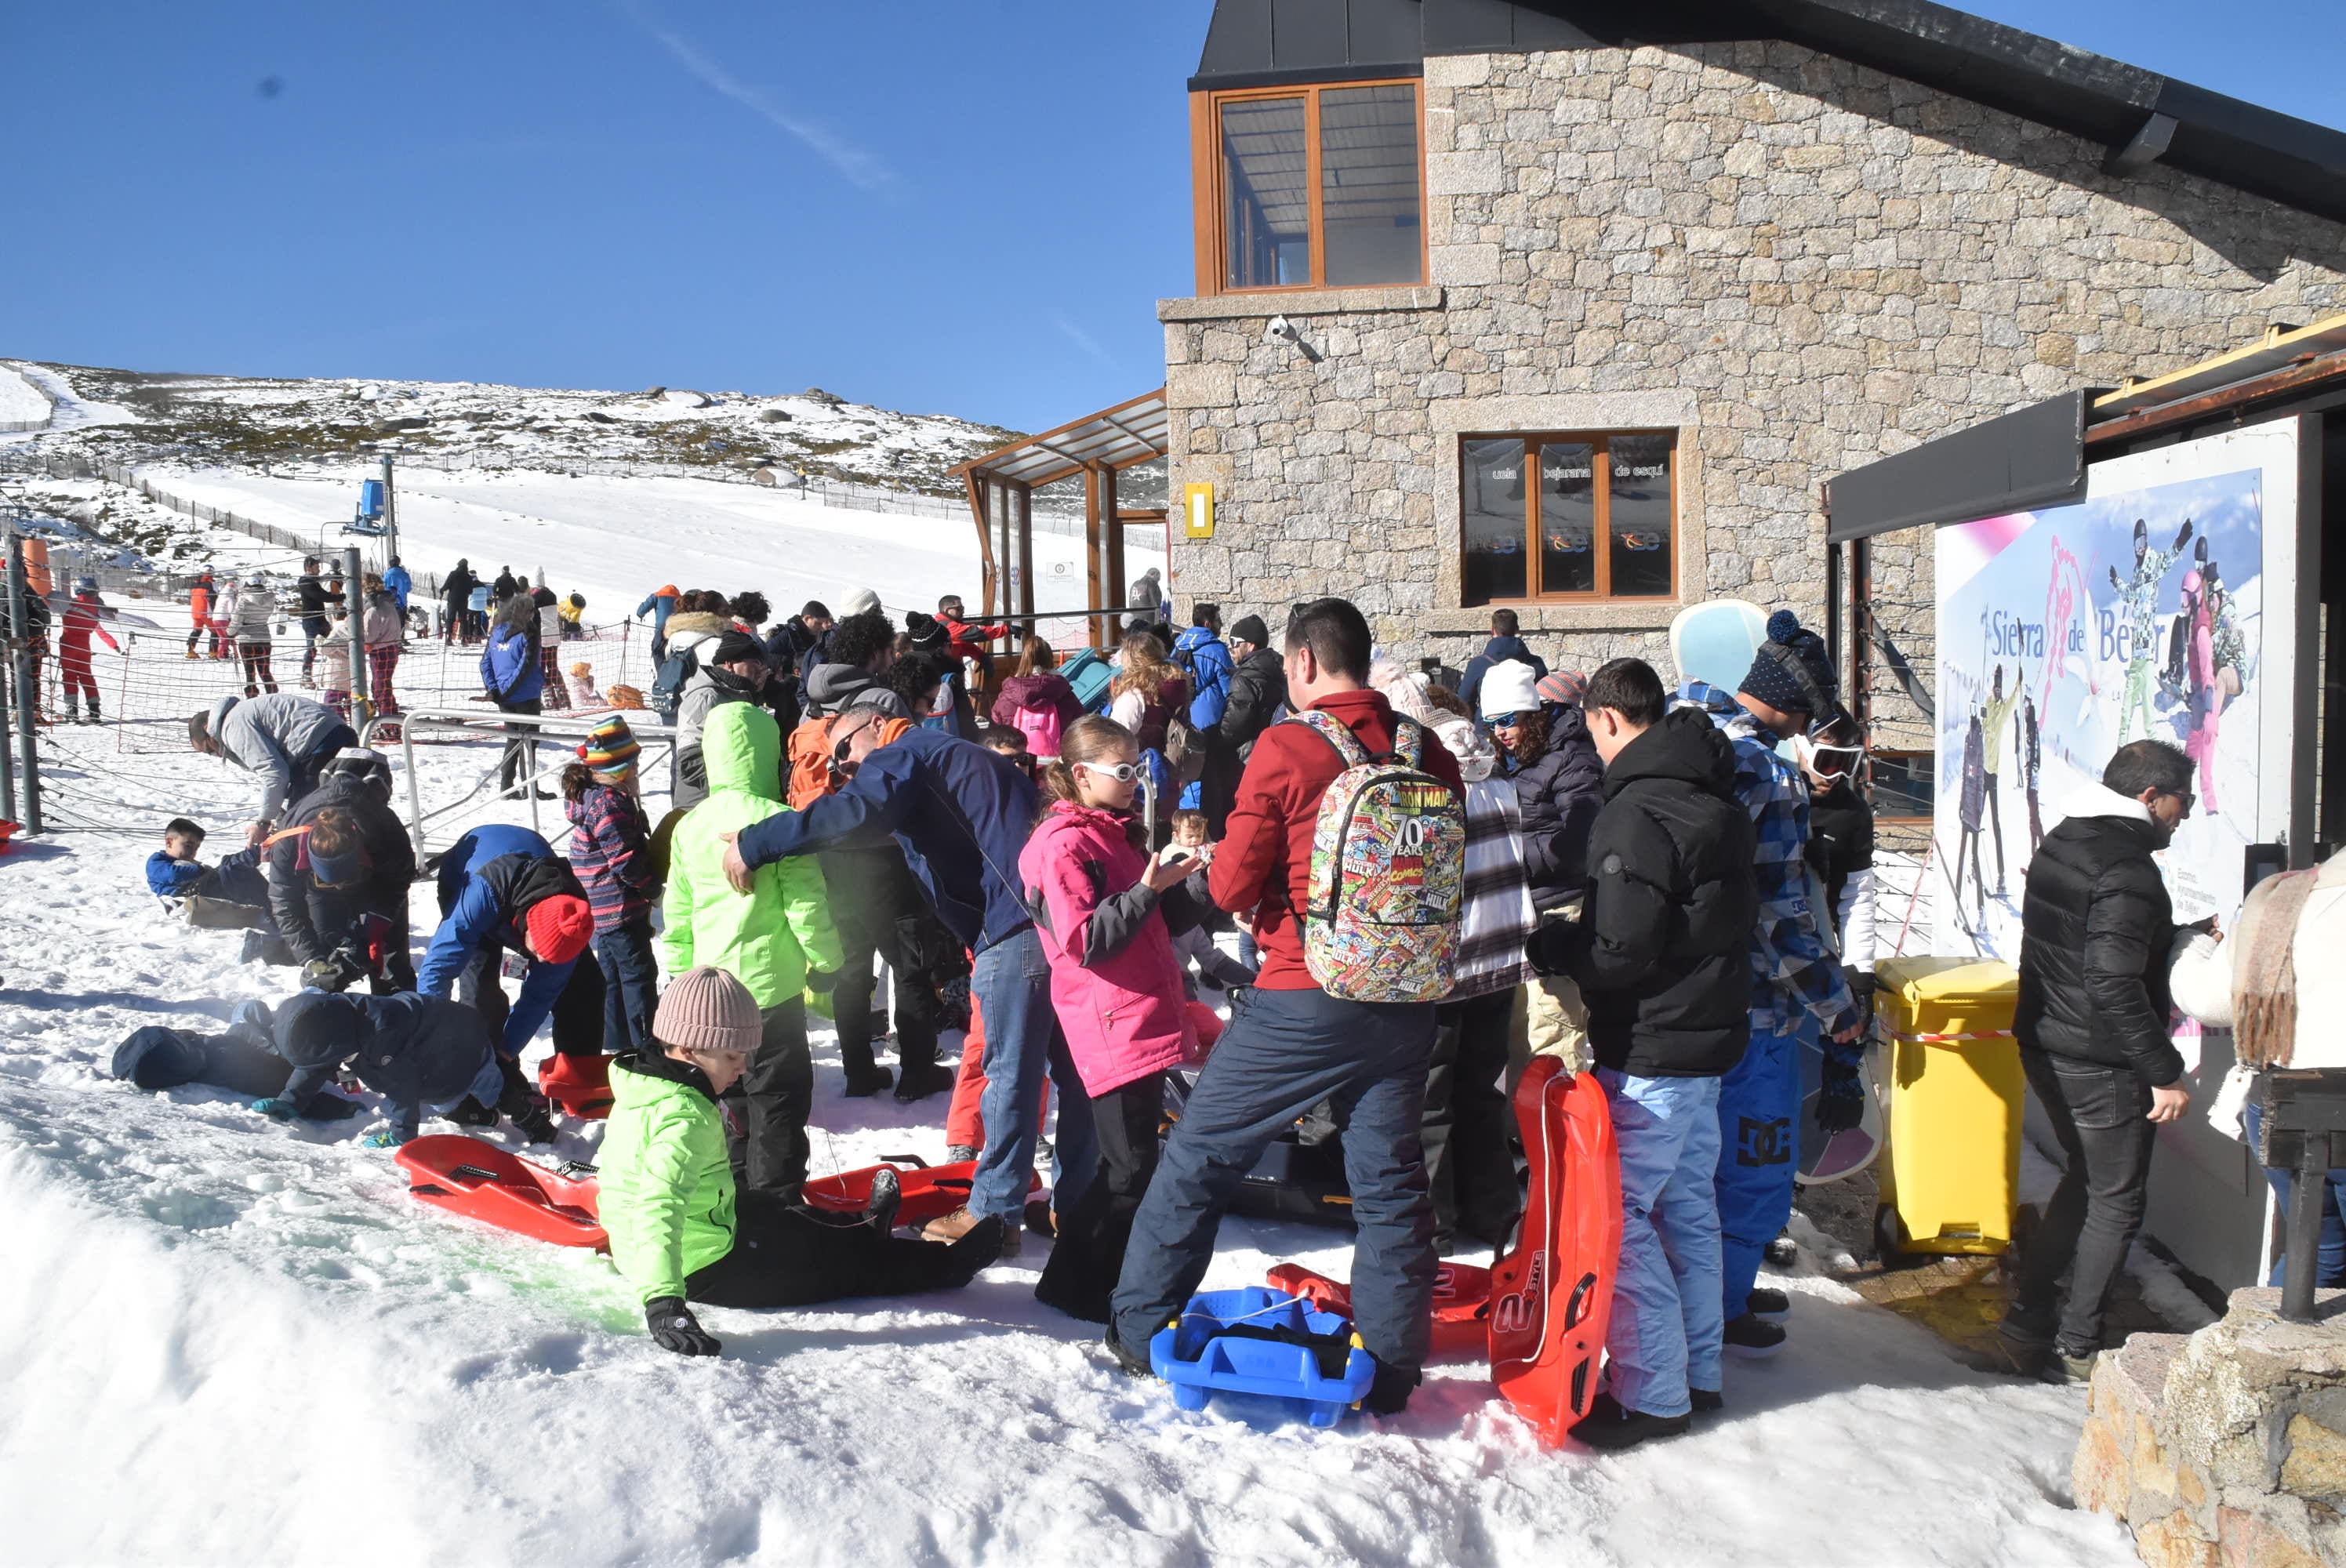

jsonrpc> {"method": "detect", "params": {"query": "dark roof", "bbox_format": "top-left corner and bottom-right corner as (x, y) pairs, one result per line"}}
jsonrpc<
(1191, 0), (2346, 226)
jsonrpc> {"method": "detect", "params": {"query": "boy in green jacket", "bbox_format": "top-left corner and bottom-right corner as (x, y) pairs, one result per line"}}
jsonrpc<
(603, 966), (1001, 1356)
(662, 702), (844, 1202)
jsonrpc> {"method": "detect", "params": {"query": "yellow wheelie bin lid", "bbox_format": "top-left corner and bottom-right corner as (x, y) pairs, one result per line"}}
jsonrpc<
(1875, 956), (2019, 1042)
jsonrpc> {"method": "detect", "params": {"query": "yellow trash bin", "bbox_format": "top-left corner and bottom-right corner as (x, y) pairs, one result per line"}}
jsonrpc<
(1872, 956), (2025, 1257)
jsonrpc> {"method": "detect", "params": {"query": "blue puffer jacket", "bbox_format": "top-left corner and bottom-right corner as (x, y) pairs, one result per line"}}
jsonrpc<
(481, 619), (542, 703)
(1172, 626), (1233, 731)
(735, 725), (1040, 954)
(273, 989), (499, 1142)
(416, 826), (584, 1054)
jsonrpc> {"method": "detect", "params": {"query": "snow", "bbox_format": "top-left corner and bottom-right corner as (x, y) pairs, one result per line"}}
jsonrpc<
(0, 361), (139, 443)
(0, 361), (52, 425)
(0, 470), (2132, 1566)
(134, 463), (1164, 642)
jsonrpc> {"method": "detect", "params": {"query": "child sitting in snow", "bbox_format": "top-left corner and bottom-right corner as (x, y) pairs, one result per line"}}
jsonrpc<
(565, 660), (603, 710)
(147, 817), (283, 956)
(251, 989), (513, 1148)
(600, 966), (1002, 1359)
(1160, 810), (1255, 997)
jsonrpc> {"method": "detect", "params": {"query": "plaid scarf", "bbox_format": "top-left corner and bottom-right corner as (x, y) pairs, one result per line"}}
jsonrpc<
(1451, 775), (1535, 998)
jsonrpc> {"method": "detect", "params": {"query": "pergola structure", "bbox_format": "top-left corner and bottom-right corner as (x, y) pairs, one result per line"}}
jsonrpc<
(950, 389), (1170, 650)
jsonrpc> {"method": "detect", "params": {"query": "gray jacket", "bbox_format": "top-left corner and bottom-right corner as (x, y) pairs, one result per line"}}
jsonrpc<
(209, 692), (350, 822)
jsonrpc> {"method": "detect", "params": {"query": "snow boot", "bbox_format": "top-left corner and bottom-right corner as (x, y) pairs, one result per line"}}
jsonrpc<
(945, 1144), (979, 1163)
(862, 1166), (902, 1235)
(2049, 1345), (2101, 1385)
(841, 1064), (893, 1098)
(448, 1096), (500, 1128)
(1570, 1393), (1690, 1450)
(1764, 1229), (1799, 1268)
(1102, 1323), (1153, 1379)
(1723, 1313), (1787, 1358)
(1364, 1357), (1422, 1416)
(62, 701), (78, 725)
(85, 702), (100, 725)
(941, 1214), (1006, 1286)
(1690, 1388), (1725, 1414)
(1747, 1286), (1792, 1321)
(922, 1205), (1022, 1258)
(892, 1059), (957, 1102)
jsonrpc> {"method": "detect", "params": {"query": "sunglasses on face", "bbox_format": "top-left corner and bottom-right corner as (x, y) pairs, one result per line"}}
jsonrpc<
(2162, 789), (2196, 815)
(1074, 760), (1143, 783)
(1491, 712), (1535, 729)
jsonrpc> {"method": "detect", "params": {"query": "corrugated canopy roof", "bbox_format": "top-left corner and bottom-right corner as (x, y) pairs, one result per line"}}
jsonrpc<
(951, 390), (1169, 489)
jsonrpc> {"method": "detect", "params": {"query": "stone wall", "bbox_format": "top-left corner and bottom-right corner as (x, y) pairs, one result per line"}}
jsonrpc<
(2076, 1290), (2346, 1566)
(1164, 41), (2346, 748)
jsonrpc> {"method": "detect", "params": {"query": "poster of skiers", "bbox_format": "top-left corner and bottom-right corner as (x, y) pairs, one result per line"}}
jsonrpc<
(1934, 419), (2306, 960)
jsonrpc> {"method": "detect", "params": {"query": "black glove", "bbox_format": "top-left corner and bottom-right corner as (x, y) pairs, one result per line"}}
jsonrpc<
(1817, 1060), (1866, 1135)
(645, 1296), (721, 1357)
(302, 947), (367, 993)
(803, 968), (838, 993)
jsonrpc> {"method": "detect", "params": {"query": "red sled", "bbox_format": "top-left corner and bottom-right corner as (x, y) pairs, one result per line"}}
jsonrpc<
(394, 1134), (607, 1250)
(538, 1051), (616, 1118)
(797, 1156), (1040, 1229)
(1263, 1261), (1495, 1359)
(1487, 1057), (1622, 1443)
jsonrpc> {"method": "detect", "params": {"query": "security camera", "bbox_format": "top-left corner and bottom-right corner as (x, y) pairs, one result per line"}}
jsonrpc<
(1266, 315), (1301, 345)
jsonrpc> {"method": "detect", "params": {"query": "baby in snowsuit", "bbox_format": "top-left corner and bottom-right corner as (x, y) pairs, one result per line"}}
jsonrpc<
(252, 990), (510, 1148)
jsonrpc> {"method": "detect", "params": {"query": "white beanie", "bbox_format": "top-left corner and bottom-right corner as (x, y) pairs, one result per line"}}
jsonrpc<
(1477, 659), (1541, 721)
(839, 586), (881, 617)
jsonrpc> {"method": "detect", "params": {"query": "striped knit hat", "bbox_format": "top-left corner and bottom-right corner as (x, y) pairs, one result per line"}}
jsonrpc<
(1537, 669), (1589, 708)
(577, 716), (641, 779)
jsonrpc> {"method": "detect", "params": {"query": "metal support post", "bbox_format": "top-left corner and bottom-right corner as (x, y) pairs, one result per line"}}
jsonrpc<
(380, 454), (399, 567)
(5, 528), (42, 833)
(343, 544), (370, 729)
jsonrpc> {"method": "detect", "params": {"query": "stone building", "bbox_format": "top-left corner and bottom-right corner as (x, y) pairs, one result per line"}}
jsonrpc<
(1160, 0), (2346, 763)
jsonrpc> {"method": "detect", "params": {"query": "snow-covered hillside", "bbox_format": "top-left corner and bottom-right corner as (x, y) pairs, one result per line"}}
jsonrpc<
(2, 361), (1021, 496)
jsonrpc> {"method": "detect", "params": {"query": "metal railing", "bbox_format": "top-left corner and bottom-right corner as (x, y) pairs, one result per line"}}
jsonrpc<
(363, 704), (677, 861)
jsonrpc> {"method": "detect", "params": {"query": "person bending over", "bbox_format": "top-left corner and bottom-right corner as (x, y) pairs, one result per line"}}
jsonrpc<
(601, 967), (1003, 1357)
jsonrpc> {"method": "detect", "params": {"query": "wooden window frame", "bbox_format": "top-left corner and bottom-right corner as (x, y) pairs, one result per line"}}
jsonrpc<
(1190, 79), (1429, 298)
(1458, 430), (1680, 607)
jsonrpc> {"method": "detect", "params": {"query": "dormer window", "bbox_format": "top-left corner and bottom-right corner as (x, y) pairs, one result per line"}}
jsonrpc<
(1194, 80), (1425, 294)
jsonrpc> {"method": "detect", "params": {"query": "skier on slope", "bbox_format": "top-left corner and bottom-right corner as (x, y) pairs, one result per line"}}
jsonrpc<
(57, 577), (122, 724)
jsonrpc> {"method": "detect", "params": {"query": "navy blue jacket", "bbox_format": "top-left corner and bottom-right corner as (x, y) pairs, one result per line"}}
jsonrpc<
(274, 990), (498, 1142)
(1459, 636), (1550, 711)
(737, 726), (1038, 953)
(481, 620), (543, 703)
(416, 826), (583, 1054)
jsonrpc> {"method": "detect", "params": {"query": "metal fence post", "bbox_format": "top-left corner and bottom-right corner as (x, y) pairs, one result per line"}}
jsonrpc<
(344, 544), (369, 728)
(5, 526), (42, 833)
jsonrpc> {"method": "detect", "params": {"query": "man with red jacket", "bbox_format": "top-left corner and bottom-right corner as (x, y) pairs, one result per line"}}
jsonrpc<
(1108, 597), (1462, 1414)
(935, 593), (1008, 678)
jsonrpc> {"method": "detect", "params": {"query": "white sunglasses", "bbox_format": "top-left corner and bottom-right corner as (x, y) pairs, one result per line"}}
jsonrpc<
(1073, 760), (1144, 783)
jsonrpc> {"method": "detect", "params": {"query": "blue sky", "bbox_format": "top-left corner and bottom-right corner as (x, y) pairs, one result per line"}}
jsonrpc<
(2, 1), (2340, 433)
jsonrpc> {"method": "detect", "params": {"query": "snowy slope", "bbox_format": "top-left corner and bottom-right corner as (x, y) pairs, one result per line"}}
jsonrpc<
(134, 463), (1164, 638)
(0, 361), (51, 425)
(0, 696), (2138, 1568)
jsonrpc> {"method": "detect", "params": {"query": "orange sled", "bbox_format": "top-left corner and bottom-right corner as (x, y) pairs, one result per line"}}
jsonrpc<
(797, 1156), (1040, 1229)
(1487, 1057), (1622, 1443)
(394, 1134), (607, 1250)
(1263, 1261), (1495, 1359)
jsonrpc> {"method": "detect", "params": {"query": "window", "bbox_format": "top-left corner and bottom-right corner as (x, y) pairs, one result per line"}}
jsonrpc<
(1868, 750), (1936, 822)
(1200, 80), (1423, 294)
(1460, 432), (1677, 605)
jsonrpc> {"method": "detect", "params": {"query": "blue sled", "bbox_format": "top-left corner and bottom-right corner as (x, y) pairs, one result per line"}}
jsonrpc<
(1149, 1286), (1375, 1428)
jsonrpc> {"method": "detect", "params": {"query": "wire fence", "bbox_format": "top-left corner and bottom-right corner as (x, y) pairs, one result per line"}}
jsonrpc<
(0, 361), (59, 434)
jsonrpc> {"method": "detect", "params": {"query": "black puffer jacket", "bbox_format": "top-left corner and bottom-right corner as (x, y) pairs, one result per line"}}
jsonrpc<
(2013, 801), (2182, 1086)
(1533, 709), (1759, 1076)
(1218, 648), (1288, 758)
(1505, 706), (1605, 909)
(272, 990), (496, 1141)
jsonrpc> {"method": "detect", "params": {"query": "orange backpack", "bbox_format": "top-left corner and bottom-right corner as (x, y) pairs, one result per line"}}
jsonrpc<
(787, 711), (910, 809)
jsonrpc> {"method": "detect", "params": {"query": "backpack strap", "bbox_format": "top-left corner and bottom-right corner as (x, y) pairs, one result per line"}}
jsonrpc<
(1390, 716), (1427, 770)
(1281, 707), (1371, 769)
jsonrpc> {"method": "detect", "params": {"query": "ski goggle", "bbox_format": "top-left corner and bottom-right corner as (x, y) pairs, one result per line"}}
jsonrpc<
(1789, 734), (1865, 779)
(1074, 760), (1143, 783)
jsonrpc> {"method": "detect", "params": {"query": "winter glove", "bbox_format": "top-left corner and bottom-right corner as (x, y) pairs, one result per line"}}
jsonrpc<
(252, 1096), (300, 1121)
(361, 1129), (405, 1149)
(645, 1296), (721, 1358)
(1817, 1061), (1866, 1135)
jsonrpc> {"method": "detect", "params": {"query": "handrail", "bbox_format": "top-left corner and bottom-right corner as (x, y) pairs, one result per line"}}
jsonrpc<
(363, 704), (676, 861)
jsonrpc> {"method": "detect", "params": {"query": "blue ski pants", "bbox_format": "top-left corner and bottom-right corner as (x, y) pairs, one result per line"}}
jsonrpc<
(1715, 1017), (1810, 1316)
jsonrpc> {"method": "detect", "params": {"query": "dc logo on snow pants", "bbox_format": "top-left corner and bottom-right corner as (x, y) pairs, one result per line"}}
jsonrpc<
(1738, 1116), (1791, 1168)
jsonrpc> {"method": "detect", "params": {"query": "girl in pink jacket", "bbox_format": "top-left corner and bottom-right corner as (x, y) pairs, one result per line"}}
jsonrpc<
(1019, 714), (1200, 1322)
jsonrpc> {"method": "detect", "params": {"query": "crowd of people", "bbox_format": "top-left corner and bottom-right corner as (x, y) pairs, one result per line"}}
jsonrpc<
(122, 559), (2280, 1453)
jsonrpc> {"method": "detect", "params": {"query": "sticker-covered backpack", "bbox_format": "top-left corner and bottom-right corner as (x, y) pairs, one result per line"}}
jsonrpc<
(1283, 708), (1465, 1003)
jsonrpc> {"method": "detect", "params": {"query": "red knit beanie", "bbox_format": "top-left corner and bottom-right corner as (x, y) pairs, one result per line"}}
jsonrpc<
(524, 895), (594, 964)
